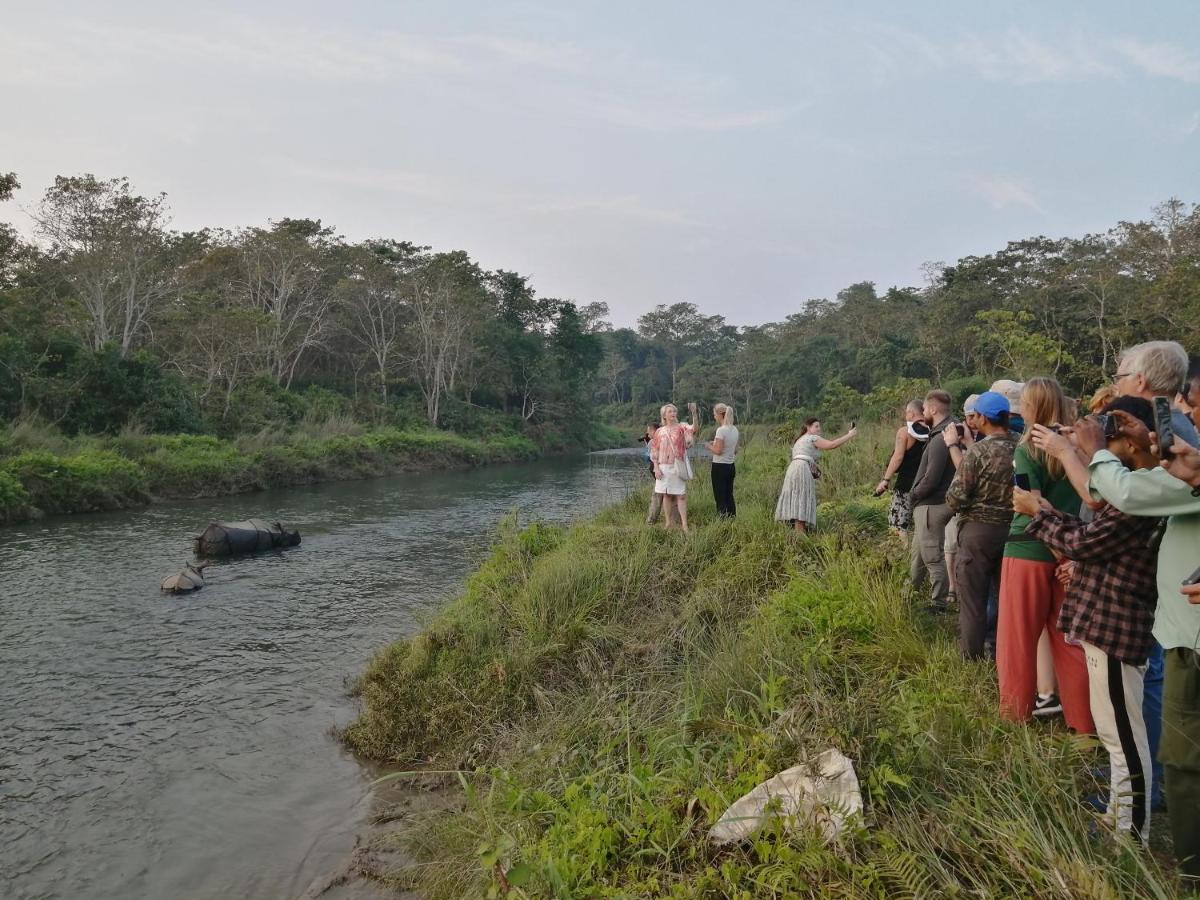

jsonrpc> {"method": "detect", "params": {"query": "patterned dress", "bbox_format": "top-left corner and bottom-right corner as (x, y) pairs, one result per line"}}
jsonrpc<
(651, 423), (695, 496)
(775, 434), (821, 525)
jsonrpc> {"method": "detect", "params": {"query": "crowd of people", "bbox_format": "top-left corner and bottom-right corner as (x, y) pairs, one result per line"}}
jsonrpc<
(872, 340), (1200, 873)
(636, 339), (1198, 875)
(639, 338), (1199, 876)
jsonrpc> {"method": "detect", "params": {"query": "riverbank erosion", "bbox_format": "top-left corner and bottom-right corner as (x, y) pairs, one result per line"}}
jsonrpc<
(0, 422), (621, 525)
(342, 430), (1183, 898)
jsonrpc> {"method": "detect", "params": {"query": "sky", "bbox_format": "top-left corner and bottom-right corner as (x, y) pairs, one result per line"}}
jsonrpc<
(2, 1), (1198, 327)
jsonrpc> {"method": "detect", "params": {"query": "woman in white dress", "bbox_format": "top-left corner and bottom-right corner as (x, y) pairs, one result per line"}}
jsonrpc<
(774, 417), (857, 532)
(650, 402), (698, 532)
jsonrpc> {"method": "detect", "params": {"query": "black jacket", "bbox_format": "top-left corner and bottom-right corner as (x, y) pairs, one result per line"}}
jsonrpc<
(909, 416), (959, 508)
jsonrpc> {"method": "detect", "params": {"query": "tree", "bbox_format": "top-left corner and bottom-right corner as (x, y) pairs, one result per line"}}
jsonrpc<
(406, 251), (487, 426)
(33, 175), (176, 357)
(637, 301), (728, 398)
(233, 218), (342, 387)
(337, 240), (422, 409)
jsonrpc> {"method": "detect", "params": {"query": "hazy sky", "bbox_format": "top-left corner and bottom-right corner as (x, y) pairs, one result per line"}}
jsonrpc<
(3, 1), (1198, 326)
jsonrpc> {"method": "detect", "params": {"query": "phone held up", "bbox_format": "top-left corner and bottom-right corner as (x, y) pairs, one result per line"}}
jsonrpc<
(1153, 396), (1175, 460)
(1093, 414), (1120, 441)
(1013, 472), (1031, 492)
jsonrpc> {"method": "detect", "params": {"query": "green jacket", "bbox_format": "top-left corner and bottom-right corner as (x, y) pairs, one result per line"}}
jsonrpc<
(1088, 449), (1200, 651)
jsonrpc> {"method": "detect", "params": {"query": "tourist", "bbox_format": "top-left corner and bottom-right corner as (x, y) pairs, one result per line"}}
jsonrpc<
(997, 377), (1092, 732)
(650, 403), (698, 532)
(1111, 340), (1197, 811)
(990, 379), (1026, 433)
(1016, 397), (1162, 843)
(640, 422), (669, 526)
(774, 416), (856, 532)
(908, 390), (959, 613)
(873, 399), (929, 539)
(705, 403), (739, 518)
(943, 393), (981, 612)
(944, 391), (1016, 659)
(1066, 411), (1200, 877)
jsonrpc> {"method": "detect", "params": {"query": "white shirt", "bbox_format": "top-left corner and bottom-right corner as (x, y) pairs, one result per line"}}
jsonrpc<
(711, 425), (739, 464)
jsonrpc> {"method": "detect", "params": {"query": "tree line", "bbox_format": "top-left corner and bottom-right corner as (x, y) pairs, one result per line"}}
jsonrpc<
(2, 171), (1197, 441)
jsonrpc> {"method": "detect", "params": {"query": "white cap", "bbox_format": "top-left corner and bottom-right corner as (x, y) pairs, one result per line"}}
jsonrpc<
(989, 379), (1025, 415)
(963, 393), (980, 415)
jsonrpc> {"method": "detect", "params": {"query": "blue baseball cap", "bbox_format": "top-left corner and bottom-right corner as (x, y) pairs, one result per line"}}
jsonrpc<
(973, 391), (1010, 423)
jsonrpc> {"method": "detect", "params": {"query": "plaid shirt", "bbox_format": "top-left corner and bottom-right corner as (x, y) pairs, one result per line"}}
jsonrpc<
(945, 433), (1017, 525)
(1026, 504), (1160, 664)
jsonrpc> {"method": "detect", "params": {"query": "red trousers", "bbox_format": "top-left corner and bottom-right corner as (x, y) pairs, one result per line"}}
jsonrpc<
(996, 556), (1094, 733)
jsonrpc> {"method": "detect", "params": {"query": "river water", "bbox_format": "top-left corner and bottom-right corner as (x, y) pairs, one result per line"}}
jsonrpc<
(0, 452), (644, 900)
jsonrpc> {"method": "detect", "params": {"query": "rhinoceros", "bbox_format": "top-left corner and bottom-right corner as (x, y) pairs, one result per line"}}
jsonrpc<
(194, 519), (301, 557)
(162, 563), (208, 594)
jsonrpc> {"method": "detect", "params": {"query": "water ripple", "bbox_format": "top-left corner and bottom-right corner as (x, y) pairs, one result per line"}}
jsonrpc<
(0, 453), (640, 899)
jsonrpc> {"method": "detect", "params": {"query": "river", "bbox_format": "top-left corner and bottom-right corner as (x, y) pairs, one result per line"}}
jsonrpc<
(0, 451), (645, 900)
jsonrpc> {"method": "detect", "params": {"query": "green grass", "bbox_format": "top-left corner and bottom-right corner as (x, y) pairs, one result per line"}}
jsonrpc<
(342, 426), (1185, 898)
(0, 422), (539, 522)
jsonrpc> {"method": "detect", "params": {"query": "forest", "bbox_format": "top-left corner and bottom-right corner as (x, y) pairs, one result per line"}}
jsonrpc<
(2, 171), (1198, 446)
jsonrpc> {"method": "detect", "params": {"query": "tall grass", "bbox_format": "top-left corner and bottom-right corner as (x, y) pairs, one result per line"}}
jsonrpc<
(343, 427), (1184, 898)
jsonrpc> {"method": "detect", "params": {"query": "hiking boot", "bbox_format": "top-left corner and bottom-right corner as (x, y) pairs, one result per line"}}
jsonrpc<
(1032, 692), (1063, 717)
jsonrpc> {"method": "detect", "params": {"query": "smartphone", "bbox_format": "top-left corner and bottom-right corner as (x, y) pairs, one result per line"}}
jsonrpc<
(1094, 414), (1120, 441)
(850, 421), (856, 429)
(1153, 396), (1175, 460)
(1013, 472), (1031, 491)
(1183, 564), (1200, 586)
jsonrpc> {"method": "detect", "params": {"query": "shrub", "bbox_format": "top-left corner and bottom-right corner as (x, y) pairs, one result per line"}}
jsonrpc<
(5, 448), (147, 513)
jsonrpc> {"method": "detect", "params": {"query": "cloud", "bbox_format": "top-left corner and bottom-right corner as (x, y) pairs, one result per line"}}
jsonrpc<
(966, 175), (1046, 214)
(869, 25), (1200, 86)
(951, 31), (1117, 84)
(1112, 38), (1200, 84)
(275, 159), (701, 227)
(0, 16), (794, 134)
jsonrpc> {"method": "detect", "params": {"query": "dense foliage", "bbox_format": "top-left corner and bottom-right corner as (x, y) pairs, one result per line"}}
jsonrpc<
(0, 173), (608, 445)
(3, 171), (1197, 448)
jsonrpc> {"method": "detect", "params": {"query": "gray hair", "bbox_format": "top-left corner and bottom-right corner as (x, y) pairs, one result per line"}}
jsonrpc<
(1121, 341), (1188, 394)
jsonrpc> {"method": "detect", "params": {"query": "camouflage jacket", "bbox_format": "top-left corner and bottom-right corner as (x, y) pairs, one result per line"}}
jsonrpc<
(945, 433), (1017, 525)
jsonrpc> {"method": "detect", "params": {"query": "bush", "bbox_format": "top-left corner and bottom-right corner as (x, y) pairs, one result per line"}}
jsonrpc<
(0, 469), (32, 522)
(5, 448), (147, 513)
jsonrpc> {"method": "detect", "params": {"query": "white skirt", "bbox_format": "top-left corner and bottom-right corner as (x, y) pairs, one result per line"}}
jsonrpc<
(654, 460), (688, 496)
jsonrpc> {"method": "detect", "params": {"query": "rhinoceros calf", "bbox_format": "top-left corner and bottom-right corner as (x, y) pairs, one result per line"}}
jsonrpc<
(162, 563), (207, 594)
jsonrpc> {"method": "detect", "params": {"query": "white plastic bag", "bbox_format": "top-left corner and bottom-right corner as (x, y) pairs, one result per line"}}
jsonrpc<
(709, 748), (863, 846)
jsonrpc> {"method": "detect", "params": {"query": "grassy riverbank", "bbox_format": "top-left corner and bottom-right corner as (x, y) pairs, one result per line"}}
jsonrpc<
(343, 426), (1183, 898)
(0, 418), (622, 525)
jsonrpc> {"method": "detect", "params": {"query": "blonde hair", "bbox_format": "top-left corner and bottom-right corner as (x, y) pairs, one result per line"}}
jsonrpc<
(1088, 384), (1119, 414)
(659, 403), (677, 421)
(714, 403), (735, 426)
(1019, 377), (1073, 480)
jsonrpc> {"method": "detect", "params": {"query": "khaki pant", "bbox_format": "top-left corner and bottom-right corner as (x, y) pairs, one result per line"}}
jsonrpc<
(910, 503), (953, 606)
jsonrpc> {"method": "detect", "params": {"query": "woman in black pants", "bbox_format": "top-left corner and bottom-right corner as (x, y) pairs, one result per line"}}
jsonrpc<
(706, 403), (740, 517)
